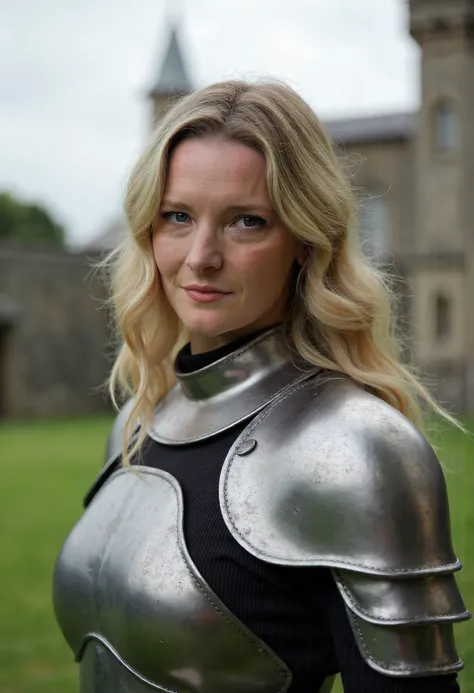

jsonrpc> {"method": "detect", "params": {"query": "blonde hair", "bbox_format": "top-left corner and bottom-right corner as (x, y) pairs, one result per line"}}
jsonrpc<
(104, 79), (459, 465)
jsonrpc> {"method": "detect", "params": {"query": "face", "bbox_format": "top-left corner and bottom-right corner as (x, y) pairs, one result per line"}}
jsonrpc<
(152, 136), (305, 353)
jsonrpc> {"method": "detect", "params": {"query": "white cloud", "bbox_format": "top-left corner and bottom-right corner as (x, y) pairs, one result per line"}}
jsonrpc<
(0, 0), (418, 244)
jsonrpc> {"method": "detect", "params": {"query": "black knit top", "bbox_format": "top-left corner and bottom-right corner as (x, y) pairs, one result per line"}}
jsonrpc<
(135, 338), (459, 693)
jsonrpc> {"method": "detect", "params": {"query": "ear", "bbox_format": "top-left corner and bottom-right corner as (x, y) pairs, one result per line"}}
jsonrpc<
(295, 242), (309, 267)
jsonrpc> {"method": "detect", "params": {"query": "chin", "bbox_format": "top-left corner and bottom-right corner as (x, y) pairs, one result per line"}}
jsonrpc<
(181, 310), (250, 339)
(181, 311), (228, 336)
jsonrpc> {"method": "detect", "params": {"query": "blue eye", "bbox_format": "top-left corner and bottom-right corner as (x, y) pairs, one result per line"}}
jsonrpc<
(236, 216), (267, 229)
(161, 211), (191, 225)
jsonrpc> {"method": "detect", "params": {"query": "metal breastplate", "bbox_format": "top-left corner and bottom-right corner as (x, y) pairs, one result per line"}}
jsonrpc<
(53, 468), (293, 693)
(54, 328), (336, 692)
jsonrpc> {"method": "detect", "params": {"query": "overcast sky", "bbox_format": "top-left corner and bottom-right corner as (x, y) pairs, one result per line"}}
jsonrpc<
(0, 0), (419, 246)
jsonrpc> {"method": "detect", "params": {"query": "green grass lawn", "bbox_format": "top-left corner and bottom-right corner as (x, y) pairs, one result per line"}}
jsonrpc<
(0, 415), (473, 692)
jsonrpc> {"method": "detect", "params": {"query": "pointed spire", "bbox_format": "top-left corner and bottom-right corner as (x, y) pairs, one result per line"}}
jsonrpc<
(150, 21), (192, 96)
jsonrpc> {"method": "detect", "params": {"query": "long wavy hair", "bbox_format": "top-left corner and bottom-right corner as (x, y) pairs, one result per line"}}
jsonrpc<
(103, 79), (459, 465)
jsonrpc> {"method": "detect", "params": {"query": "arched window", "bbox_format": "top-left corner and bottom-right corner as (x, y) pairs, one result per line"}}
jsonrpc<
(358, 192), (389, 260)
(434, 293), (451, 341)
(434, 101), (460, 151)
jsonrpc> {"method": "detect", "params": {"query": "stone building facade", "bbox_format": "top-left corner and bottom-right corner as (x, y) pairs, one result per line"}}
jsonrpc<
(0, 243), (111, 418)
(322, 0), (474, 411)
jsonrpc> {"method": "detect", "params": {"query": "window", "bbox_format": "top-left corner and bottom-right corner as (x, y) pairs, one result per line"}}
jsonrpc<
(434, 101), (460, 151)
(358, 193), (389, 260)
(434, 293), (451, 341)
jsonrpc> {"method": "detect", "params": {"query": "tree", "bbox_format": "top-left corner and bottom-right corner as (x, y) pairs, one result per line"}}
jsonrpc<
(0, 191), (65, 246)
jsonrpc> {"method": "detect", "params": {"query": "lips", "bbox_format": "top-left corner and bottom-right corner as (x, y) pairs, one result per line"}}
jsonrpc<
(184, 285), (230, 294)
(183, 285), (232, 303)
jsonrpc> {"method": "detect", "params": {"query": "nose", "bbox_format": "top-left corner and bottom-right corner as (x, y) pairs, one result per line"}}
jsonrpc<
(185, 225), (223, 274)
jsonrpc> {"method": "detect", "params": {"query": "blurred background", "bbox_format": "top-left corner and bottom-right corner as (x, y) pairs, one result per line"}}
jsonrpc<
(0, 0), (473, 691)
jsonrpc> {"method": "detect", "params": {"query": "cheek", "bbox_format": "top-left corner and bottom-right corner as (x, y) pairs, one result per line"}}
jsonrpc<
(152, 236), (183, 278)
(235, 241), (295, 286)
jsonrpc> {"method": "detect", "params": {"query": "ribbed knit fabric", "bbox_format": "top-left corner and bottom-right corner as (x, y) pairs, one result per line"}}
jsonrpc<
(136, 339), (460, 693)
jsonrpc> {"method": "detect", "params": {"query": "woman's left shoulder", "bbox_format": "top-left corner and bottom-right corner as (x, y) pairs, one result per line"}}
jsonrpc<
(220, 371), (454, 571)
(227, 371), (443, 489)
(220, 372), (469, 680)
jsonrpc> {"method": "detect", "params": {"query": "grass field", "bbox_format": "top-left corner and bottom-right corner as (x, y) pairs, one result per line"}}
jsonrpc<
(0, 415), (473, 693)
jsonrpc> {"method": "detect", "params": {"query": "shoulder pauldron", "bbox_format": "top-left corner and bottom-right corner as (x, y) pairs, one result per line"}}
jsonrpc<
(220, 374), (470, 678)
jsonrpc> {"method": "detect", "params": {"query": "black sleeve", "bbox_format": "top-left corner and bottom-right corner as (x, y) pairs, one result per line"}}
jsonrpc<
(321, 571), (460, 693)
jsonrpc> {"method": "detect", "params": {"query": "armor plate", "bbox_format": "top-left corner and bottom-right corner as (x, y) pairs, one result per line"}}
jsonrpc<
(53, 468), (294, 693)
(220, 373), (470, 677)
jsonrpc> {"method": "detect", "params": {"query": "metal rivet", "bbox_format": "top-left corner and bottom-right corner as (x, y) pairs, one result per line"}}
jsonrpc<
(236, 439), (257, 456)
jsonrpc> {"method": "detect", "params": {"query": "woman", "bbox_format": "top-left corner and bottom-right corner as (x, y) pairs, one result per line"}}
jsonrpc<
(53, 80), (470, 692)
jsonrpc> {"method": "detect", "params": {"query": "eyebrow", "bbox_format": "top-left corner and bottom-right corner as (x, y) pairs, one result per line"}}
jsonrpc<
(160, 199), (193, 211)
(160, 199), (274, 216)
(226, 204), (274, 216)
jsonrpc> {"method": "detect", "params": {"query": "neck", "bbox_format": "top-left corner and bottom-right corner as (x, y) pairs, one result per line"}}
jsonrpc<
(178, 327), (277, 374)
(188, 322), (284, 355)
(148, 326), (319, 444)
(176, 326), (288, 401)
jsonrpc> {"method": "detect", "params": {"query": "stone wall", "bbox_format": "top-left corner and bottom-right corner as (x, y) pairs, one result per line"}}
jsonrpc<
(0, 242), (112, 418)
(338, 137), (414, 258)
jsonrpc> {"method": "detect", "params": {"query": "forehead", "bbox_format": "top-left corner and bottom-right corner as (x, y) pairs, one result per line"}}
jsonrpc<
(163, 137), (269, 201)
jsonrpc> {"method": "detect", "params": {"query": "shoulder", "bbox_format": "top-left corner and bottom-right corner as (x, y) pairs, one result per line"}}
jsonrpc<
(104, 398), (135, 465)
(220, 373), (469, 678)
(271, 372), (435, 477)
(83, 399), (135, 507)
(220, 372), (456, 574)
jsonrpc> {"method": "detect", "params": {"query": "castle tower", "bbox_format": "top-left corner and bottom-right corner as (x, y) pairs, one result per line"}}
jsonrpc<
(409, 0), (474, 408)
(148, 20), (193, 128)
